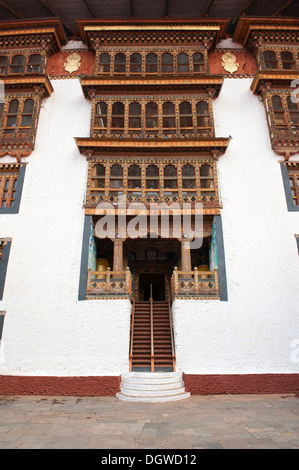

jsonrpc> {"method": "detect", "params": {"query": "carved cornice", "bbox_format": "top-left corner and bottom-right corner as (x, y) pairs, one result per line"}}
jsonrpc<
(77, 19), (228, 51)
(1, 75), (53, 97)
(251, 71), (299, 95)
(80, 75), (224, 98)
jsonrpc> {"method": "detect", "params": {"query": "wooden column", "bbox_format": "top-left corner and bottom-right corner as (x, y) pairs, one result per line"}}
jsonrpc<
(181, 238), (192, 272)
(113, 238), (124, 273)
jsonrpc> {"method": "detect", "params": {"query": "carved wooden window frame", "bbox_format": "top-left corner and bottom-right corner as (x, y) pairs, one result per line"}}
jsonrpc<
(86, 156), (219, 208)
(0, 92), (41, 147)
(0, 238), (11, 300)
(286, 162), (299, 207)
(0, 163), (26, 214)
(0, 49), (47, 76)
(265, 90), (299, 140)
(91, 95), (214, 138)
(94, 47), (208, 76)
(259, 46), (299, 71)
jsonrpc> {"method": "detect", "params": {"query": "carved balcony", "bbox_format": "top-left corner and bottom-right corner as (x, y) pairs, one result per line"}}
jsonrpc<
(86, 267), (133, 299)
(171, 267), (220, 300)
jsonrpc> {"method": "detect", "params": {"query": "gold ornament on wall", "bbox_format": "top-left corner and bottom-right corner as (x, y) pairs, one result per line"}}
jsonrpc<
(64, 52), (81, 73)
(221, 52), (239, 74)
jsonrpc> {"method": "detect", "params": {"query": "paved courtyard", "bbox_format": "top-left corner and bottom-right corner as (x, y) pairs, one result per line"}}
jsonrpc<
(0, 394), (298, 449)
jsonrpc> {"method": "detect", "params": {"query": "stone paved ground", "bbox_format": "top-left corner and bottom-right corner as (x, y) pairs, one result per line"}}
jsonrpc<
(0, 394), (298, 449)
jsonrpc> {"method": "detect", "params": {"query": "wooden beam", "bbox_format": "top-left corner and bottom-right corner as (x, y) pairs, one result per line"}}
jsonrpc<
(231, 0), (254, 26)
(83, 0), (96, 18)
(39, 0), (73, 32)
(272, 0), (293, 17)
(203, 0), (215, 17)
(0, 0), (24, 18)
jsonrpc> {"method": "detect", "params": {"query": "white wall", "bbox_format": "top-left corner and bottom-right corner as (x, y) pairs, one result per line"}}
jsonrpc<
(173, 78), (299, 374)
(0, 79), (131, 376)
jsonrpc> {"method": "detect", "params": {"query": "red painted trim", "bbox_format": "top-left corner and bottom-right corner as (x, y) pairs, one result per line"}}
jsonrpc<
(0, 376), (120, 396)
(183, 374), (299, 395)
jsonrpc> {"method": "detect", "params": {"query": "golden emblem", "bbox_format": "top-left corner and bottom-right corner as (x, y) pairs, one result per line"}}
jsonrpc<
(221, 52), (239, 74)
(64, 52), (81, 73)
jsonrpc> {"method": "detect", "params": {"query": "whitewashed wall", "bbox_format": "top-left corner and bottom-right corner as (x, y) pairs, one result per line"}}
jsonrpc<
(173, 78), (299, 374)
(0, 79), (131, 376)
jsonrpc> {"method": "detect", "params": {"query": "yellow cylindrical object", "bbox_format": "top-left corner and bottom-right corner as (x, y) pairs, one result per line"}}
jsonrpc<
(197, 265), (210, 279)
(96, 259), (110, 279)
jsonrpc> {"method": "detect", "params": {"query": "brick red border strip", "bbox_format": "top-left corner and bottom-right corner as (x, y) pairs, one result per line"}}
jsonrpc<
(183, 374), (299, 395)
(0, 376), (120, 396)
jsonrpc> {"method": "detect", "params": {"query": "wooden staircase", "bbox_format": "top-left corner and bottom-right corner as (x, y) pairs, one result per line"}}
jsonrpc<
(129, 299), (176, 372)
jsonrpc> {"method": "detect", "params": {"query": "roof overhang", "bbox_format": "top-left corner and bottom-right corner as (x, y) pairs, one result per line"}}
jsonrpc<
(251, 70), (299, 94)
(234, 17), (299, 48)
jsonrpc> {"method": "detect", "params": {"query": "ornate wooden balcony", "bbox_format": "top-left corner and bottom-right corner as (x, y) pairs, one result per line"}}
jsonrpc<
(171, 267), (220, 300)
(86, 267), (133, 299)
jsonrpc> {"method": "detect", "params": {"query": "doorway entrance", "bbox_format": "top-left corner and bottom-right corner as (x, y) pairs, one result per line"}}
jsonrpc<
(139, 273), (165, 301)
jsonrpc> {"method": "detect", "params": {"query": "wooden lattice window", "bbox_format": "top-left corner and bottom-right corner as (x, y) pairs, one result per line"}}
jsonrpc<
(272, 95), (288, 130)
(163, 102), (176, 134)
(287, 96), (299, 133)
(146, 164), (159, 191)
(110, 164), (123, 191)
(26, 54), (42, 74)
(130, 53), (142, 74)
(94, 102), (108, 133)
(9, 55), (26, 74)
(179, 101), (193, 133)
(128, 164), (141, 191)
(287, 163), (299, 206)
(145, 102), (159, 134)
(164, 164), (178, 190)
(196, 101), (210, 133)
(0, 56), (8, 75)
(146, 53), (158, 74)
(114, 53), (126, 74)
(98, 53), (111, 74)
(281, 51), (296, 70)
(200, 163), (214, 190)
(193, 52), (205, 73)
(92, 163), (105, 189)
(182, 164), (196, 190)
(0, 165), (19, 208)
(4, 99), (19, 129)
(177, 53), (189, 74)
(162, 53), (173, 74)
(111, 102), (124, 133)
(128, 102), (142, 133)
(263, 51), (278, 70)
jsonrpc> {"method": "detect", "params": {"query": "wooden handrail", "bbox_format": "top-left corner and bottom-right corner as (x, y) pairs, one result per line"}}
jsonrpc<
(168, 299), (176, 372)
(129, 298), (135, 372)
(150, 283), (154, 372)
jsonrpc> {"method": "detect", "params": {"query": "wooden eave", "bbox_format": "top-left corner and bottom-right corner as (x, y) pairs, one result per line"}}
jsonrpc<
(2, 75), (54, 97)
(251, 70), (299, 94)
(76, 18), (228, 49)
(80, 75), (224, 98)
(0, 19), (67, 51)
(234, 17), (299, 48)
(75, 136), (230, 158)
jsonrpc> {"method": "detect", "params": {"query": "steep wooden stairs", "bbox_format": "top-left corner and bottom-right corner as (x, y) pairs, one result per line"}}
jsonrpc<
(129, 299), (176, 372)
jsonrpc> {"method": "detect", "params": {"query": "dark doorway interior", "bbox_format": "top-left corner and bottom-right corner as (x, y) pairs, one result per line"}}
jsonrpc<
(139, 273), (165, 301)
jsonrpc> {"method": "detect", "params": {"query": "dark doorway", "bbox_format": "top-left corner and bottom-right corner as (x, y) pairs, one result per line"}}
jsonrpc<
(139, 273), (165, 301)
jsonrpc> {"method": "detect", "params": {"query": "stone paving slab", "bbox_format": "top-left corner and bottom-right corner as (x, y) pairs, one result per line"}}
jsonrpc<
(0, 394), (298, 449)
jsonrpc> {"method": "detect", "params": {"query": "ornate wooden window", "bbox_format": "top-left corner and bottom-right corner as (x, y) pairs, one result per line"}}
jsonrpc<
(128, 102), (142, 134)
(200, 163), (214, 190)
(145, 102), (159, 134)
(287, 163), (299, 206)
(111, 102), (125, 133)
(0, 165), (18, 208)
(179, 101), (193, 134)
(128, 164), (141, 191)
(98, 53), (111, 74)
(146, 164), (159, 192)
(4, 98), (34, 134)
(177, 53), (189, 74)
(110, 164), (123, 191)
(146, 53), (158, 74)
(92, 163), (105, 189)
(130, 53), (142, 74)
(270, 94), (299, 134)
(162, 53), (173, 74)
(94, 102), (108, 133)
(26, 54), (42, 74)
(263, 51), (278, 70)
(182, 164), (196, 191)
(287, 96), (299, 133)
(281, 51), (296, 70)
(196, 101), (210, 134)
(0, 56), (8, 75)
(193, 52), (205, 73)
(162, 102), (176, 134)
(114, 53), (126, 74)
(272, 96), (287, 130)
(164, 164), (178, 191)
(9, 55), (26, 74)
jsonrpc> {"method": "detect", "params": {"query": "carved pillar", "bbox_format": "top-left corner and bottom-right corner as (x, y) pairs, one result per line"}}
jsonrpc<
(180, 238), (192, 272)
(113, 238), (124, 273)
